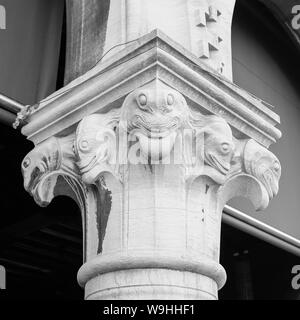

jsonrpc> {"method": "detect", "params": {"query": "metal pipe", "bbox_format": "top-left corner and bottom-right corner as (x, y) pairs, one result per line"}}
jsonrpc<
(0, 93), (24, 114)
(223, 205), (300, 257)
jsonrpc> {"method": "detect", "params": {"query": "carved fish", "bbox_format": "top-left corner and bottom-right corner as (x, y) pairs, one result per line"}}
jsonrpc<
(75, 110), (119, 184)
(22, 137), (61, 193)
(203, 117), (234, 176)
(243, 139), (281, 199)
(120, 81), (190, 161)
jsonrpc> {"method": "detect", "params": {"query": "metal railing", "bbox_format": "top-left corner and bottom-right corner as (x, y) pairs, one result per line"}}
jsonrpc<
(0, 93), (24, 127)
(223, 205), (300, 257)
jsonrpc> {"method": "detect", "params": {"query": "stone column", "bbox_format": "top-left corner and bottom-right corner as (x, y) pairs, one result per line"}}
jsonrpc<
(17, 1), (281, 300)
(65, 0), (236, 82)
(104, 0), (236, 79)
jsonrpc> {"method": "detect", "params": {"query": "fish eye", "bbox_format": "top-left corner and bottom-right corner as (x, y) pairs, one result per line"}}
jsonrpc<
(22, 158), (31, 169)
(80, 139), (89, 151)
(167, 94), (174, 106)
(138, 94), (147, 106)
(221, 143), (230, 154)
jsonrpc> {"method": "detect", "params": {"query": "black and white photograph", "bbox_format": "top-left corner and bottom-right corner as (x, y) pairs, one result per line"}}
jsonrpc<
(0, 0), (300, 309)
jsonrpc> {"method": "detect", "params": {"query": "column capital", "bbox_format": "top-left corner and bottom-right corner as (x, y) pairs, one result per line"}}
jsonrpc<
(20, 31), (281, 300)
(22, 79), (281, 210)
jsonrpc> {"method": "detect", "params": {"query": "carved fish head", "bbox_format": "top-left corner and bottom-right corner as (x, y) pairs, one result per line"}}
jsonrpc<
(22, 137), (61, 193)
(120, 81), (190, 160)
(75, 112), (118, 183)
(122, 81), (189, 134)
(244, 140), (281, 199)
(203, 117), (234, 176)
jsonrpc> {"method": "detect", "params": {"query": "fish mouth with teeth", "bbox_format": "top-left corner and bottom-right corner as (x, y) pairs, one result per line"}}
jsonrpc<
(131, 115), (180, 138)
(129, 116), (180, 161)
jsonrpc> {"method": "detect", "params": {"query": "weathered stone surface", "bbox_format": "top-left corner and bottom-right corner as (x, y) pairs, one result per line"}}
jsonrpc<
(21, 79), (281, 300)
(19, 1), (282, 300)
(65, 0), (236, 81)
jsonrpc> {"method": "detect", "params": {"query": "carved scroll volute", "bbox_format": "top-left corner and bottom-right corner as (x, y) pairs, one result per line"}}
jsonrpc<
(218, 139), (281, 212)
